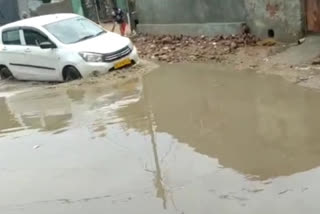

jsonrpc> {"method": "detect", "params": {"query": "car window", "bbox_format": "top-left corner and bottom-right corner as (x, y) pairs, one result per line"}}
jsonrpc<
(23, 29), (49, 46)
(44, 17), (105, 44)
(2, 29), (21, 45)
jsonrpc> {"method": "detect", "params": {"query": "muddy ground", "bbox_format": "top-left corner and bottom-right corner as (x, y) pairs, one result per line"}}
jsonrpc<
(106, 22), (320, 90)
(131, 34), (320, 90)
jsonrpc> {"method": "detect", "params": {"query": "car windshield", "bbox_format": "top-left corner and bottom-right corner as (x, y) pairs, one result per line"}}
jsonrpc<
(44, 17), (105, 44)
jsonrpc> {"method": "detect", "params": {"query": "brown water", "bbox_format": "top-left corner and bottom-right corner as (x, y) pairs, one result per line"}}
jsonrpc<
(1, 64), (320, 214)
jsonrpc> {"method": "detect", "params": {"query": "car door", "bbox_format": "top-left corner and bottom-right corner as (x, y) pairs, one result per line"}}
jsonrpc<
(1, 28), (27, 79)
(20, 28), (60, 81)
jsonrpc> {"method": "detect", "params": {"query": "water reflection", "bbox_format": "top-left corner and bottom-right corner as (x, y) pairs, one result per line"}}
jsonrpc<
(0, 91), (73, 136)
(0, 97), (23, 134)
(2, 64), (320, 181)
(145, 96), (168, 209)
(117, 64), (320, 180)
(2, 64), (320, 213)
(0, 77), (144, 138)
(66, 88), (85, 102)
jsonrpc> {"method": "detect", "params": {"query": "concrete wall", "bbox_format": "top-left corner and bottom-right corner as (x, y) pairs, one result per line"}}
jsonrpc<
(138, 23), (244, 37)
(17, 0), (73, 18)
(82, 0), (114, 23)
(0, 0), (19, 25)
(137, 0), (247, 24)
(137, 0), (246, 36)
(82, 0), (100, 22)
(244, 0), (305, 42)
(136, 0), (305, 41)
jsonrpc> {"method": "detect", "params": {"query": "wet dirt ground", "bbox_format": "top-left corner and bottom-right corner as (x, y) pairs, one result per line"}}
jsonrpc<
(1, 63), (320, 214)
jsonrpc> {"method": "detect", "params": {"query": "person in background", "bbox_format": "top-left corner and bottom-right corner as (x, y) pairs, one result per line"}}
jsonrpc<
(111, 7), (127, 36)
(132, 11), (139, 33)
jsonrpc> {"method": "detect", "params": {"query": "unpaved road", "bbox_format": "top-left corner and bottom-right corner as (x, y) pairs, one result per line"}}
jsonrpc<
(1, 63), (320, 214)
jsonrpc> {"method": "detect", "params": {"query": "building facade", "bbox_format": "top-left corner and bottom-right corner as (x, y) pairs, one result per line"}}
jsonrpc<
(0, 0), (20, 25)
(136, 0), (309, 42)
(18, 0), (74, 18)
(81, 0), (115, 23)
(0, 0), (83, 26)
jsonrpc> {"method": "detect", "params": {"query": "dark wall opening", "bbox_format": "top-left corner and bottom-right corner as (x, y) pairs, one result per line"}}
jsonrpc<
(268, 29), (275, 38)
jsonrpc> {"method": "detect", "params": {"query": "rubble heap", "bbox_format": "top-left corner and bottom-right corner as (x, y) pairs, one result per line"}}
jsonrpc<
(132, 33), (259, 63)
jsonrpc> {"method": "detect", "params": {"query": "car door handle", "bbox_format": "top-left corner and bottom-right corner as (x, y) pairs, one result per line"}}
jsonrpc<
(24, 48), (31, 53)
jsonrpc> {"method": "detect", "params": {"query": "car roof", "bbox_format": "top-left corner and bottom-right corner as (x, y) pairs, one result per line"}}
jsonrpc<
(0, 13), (78, 29)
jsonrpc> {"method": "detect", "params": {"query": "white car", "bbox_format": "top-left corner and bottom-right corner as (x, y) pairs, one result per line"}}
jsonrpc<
(0, 13), (139, 82)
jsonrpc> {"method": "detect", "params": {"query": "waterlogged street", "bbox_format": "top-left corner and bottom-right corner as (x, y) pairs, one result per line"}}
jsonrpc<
(1, 64), (320, 213)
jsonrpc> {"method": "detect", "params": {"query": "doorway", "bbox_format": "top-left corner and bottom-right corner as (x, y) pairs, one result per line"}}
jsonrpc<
(306, 0), (320, 32)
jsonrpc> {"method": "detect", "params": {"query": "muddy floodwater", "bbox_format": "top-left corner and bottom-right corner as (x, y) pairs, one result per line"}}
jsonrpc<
(1, 64), (320, 214)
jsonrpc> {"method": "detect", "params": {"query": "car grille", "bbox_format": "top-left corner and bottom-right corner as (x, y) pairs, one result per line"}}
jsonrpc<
(103, 46), (132, 62)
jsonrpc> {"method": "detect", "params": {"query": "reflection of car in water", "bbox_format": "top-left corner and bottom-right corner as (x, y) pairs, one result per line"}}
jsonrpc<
(1, 91), (72, 135)
(0, 97), (23, 134)
(0, 77), (143, 137)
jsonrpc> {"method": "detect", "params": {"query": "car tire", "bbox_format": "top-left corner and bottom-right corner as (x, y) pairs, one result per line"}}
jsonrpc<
(63, 66), (82, 82)
(0, 67), (13, 80)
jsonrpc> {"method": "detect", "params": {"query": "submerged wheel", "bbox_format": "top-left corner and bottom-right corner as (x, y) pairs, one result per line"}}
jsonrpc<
(0, 66), (13, 80)
(63, 66), (82, 82)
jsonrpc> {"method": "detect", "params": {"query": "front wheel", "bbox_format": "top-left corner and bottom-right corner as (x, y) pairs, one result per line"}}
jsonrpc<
(63, 66), (82, 82)
(0, 67), (13, 80)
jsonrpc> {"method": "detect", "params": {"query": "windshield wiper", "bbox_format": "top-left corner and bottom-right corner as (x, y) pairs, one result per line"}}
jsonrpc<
(74, 35), (95, 43)
(74, 31), (105, 43)
(95, 30), (106, 36)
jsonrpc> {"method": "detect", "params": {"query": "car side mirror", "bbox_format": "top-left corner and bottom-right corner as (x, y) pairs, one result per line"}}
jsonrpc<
(40, 41), (56, 49)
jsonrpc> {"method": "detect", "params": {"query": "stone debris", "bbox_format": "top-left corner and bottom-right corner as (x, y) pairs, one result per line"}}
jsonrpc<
(258, 38), (277, 46)
(298, 38), (306, 45)
(312, 57), (320, 65)
(131, 33), (259, 63)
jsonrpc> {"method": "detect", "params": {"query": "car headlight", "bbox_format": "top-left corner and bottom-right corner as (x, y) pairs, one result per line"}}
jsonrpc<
(79, 52), (103, 62)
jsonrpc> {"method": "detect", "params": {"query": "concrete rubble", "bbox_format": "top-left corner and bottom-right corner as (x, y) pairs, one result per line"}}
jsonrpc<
(132, 33), (260, 63)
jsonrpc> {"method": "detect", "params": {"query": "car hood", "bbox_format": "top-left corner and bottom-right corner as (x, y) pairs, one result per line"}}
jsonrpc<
(68, 32), (131, 54)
